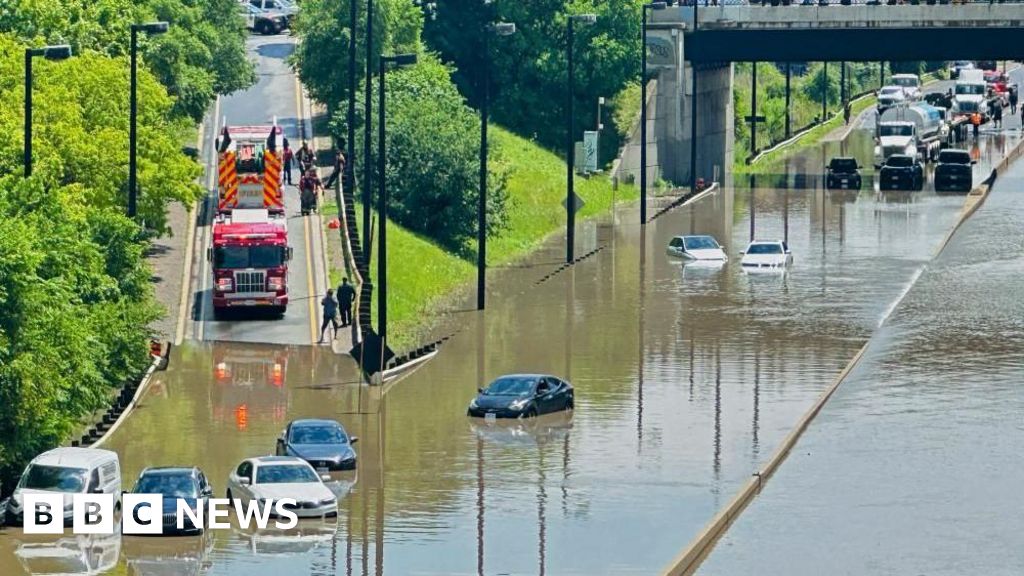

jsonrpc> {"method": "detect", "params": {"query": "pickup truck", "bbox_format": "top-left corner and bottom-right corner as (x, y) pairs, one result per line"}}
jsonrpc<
(879, 154), (924, 191)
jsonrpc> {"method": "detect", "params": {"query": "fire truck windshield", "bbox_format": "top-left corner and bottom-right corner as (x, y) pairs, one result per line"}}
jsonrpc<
(215, 245), (286, 269)
(236, 144), (266, 174)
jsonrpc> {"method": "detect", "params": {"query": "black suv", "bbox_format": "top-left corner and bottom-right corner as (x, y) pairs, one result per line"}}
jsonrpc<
(825, 157), (862, 190)
(934, 149), (974, 192)
(879, 154), (924, 191)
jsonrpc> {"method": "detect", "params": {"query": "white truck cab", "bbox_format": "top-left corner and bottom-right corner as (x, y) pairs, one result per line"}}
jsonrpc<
(890, 74), (922, 101)
(954, 69), (989, 119)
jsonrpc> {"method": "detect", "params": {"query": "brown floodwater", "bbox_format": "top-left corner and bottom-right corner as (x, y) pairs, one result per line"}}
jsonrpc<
(1, 96), (1020, 575)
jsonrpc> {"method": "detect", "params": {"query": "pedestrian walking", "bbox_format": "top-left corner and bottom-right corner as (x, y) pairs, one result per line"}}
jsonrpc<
(324, 146), (346, 190)
(337, 277), (356, 327)
(1009, 87), (1018, 115)
(971, 112), (982, 139)
(843, 102), (852, 125)
(283, 142), (294, 185)
(993, 99), (1003, 129)
(296, 141), (313, 173)
(318, 289), (339, 343)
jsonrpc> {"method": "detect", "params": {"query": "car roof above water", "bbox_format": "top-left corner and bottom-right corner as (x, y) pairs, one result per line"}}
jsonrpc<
(31, 447), (118, 469)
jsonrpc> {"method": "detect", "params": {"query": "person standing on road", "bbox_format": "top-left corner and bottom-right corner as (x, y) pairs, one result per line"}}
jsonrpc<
(282, 142), (294, 185)
(992, 99), (1004, 129)
(1009, 87), (1018, 115)
(971, 112), (982, 139)
(318, 289), (339, 344)
(324, 146), (346, 190)
(296, 141), (313, 173)
(337, 277), (356, 327)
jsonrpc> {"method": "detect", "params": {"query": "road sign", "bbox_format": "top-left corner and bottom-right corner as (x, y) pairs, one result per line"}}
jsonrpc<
(646, 33), (675, 69)
(562, 193), (585, 213)
(744, 115), (767, 123)
(583, 131), (599, 173)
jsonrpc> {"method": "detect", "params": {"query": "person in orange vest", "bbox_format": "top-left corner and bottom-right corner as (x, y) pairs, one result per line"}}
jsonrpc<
(971, 112), (982, 139)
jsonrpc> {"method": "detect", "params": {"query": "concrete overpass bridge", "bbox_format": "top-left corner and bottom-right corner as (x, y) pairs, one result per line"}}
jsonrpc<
(627, 4), (1024, 186)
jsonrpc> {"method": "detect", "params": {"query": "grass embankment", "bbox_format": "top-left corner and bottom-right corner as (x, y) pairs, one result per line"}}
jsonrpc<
(325, 125), (637, 351)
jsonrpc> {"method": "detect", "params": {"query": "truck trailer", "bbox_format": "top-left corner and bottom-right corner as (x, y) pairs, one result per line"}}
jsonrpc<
(874, 103), (949, 167)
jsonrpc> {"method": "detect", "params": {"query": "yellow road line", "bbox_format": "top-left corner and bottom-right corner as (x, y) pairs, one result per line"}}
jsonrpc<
(294, 71), (319, 344)
(196, 96), (221, 342)
(174, 122), (205, 345)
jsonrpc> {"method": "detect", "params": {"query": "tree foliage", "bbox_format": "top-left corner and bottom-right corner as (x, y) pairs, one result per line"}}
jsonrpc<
(332, 56), (509, 253)
(0, 0), (254, 121)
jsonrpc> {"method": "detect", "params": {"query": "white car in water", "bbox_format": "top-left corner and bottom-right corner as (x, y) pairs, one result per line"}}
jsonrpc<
(740, 240), (793, 270)
(225, 456), (337, 518)
(666, 235), (728, 261)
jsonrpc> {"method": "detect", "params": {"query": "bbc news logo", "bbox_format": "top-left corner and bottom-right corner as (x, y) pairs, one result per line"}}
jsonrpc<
(23, 493), (300, 535)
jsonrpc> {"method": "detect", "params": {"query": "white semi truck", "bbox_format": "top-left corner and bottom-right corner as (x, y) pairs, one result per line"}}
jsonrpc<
(874, 103), (949, 167)
(952, 69), (991, 121)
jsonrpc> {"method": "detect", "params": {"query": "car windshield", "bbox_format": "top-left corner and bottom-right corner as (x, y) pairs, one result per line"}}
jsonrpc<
(879, 87), (902, 96)
(829, 159), (857, 171)
(21, 465), (87, 492)
(683, 236), (719, 250)
(955, 84), (986, 95)
(484, 376), (536, 397)
(214, 245), (285, 268)
(892, 77), (918, 88)
(887, 156), (914, 167)
(939, 151), (971, 164)
(879, 125), (913, 137)
(290, 426), (347, 444)
(747, 243), (782, 255)
(134, 474), (198, 499)
(256, 464), (319, 484)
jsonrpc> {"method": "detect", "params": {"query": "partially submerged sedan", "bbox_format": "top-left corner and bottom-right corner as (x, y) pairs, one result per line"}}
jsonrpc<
(225, 456), (337, 519)
(468, 374), (574, 419)
(276, 419), (358, 471)
(740, 240), (793, 270)
(666, 235), (727, 261)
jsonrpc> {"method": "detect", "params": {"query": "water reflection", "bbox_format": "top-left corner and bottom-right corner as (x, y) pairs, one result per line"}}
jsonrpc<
(123, 534), (213, 576)
(12, 533), (120, 576)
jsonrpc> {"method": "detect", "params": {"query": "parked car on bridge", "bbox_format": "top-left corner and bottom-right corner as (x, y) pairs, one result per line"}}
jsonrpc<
(5, 447), (121, 527)
(739, 240), (793, 270)
(225, 456), (338, 519)
(468, 374), (574, 419)
(240, 4), (289, 35)
(666, 235), (727, 261)
(933, 149), (975, 192)
(825, 157), (863, 190)
(276, 419), (358, 471)
(130, 467), (214, 535)
(879, 154), (924, 191)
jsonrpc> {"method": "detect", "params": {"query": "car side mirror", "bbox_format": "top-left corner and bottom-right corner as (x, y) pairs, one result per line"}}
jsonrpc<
(349, 437), (359, 444)
(239, 477), (251, 486)
(206, 247), (213, 262)
(202, 488), (214, 497)
(971, 160), (977, 164)
(320, 474), (332, 482)
(477, 387), (483, 393)
(91, 486), (104, 494)
(738, 251), (746, 255)
(286, 247), (294, 261)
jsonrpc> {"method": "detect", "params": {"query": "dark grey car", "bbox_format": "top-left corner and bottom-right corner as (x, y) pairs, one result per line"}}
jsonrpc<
(276, 419), (358, 471)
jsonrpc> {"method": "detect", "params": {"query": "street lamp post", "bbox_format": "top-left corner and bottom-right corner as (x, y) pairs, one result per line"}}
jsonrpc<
(364, 0), (375, 267)
(348, 0), (358, 263)
(640, 2), (666, 226)
(377, 53), (417, 346)
(477, 21), (516, 311)
(129, 22), (169, 219)
(565, 13), (597, 264)
(24, 44), (72, 178)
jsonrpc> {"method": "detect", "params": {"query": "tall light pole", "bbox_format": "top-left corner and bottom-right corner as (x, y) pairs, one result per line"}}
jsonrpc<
(24, 44), (72, 178)
(377, 53), (417, 346)
(348, 0), (358, 263)
(565, 13), (596, 264)
(640, 2), (666, 226)
(129, 22), (169, 219)
(477, 21), (516, 311)
(363, 0), (375, 268)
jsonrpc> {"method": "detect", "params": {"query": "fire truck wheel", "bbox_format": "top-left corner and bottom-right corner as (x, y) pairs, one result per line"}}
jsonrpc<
(212, 308), (225, 321)
(273, 306), (287, 318)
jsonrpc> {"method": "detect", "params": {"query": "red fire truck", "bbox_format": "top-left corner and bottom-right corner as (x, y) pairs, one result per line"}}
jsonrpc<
(216, 123), (285, 214)
(208, 209), (292, 317)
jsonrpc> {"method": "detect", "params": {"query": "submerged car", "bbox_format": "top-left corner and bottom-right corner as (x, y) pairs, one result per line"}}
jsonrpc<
(468, 374), (574, 419)
(226, 456), (337, 519)
(666, 235), (727, 261)
(276, 419), (358, 471)
(740, 240), (793, 270)
(825, 157), (862, 190)
(879, 154), (924, 191)
(130, 467), (214, 535)
(934, 149), (975, 192)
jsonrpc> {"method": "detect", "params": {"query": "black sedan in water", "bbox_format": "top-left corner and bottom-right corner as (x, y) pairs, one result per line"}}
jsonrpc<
(276, 419), (358, 471)
(130, 467), (214, 535)
(934, 149), (975, 192)
(467, 374), (574, 419)
(879, 154), (924, 191)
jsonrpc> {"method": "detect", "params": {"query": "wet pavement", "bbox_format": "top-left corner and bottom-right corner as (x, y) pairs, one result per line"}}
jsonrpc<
(189, 34), (331, 347)
(2, 68), (1022, 575)
(696, 135), (1024, 576)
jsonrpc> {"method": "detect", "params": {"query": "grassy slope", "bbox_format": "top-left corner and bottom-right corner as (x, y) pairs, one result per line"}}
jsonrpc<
(326, 125), (638, 350)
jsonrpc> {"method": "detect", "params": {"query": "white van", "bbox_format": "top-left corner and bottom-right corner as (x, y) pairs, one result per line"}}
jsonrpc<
(5, 447), (121, 526)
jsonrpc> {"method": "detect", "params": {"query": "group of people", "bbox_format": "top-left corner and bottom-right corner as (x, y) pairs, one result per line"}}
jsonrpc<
(319, 278), (358, 344)
(281, 139), (347, 215)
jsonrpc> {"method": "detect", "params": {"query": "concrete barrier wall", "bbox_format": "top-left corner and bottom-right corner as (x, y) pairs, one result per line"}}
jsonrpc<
(656, 4), (1024, 29)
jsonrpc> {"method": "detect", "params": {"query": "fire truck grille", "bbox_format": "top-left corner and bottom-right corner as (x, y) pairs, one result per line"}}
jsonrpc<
(235, 271), (265, 294)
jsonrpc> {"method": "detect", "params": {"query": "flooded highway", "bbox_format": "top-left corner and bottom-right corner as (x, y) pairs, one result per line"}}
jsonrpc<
(1, 97), (1018, 575)
(696, 142), (1024, 576)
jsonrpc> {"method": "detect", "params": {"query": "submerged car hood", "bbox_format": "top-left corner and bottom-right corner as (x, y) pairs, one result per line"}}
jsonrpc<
(289, 444), (355, 460)
(474, 394), (527, 409)
(741, 253), (787, 266)
(685, 248), (727, 261)
(11, 489), (77, 511)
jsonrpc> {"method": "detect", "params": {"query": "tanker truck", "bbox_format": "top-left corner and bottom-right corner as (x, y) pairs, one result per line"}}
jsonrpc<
(873, 103), (949, 168)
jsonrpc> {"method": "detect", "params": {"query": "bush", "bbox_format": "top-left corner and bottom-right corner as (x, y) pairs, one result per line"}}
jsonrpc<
(332, 56), (509, 253)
